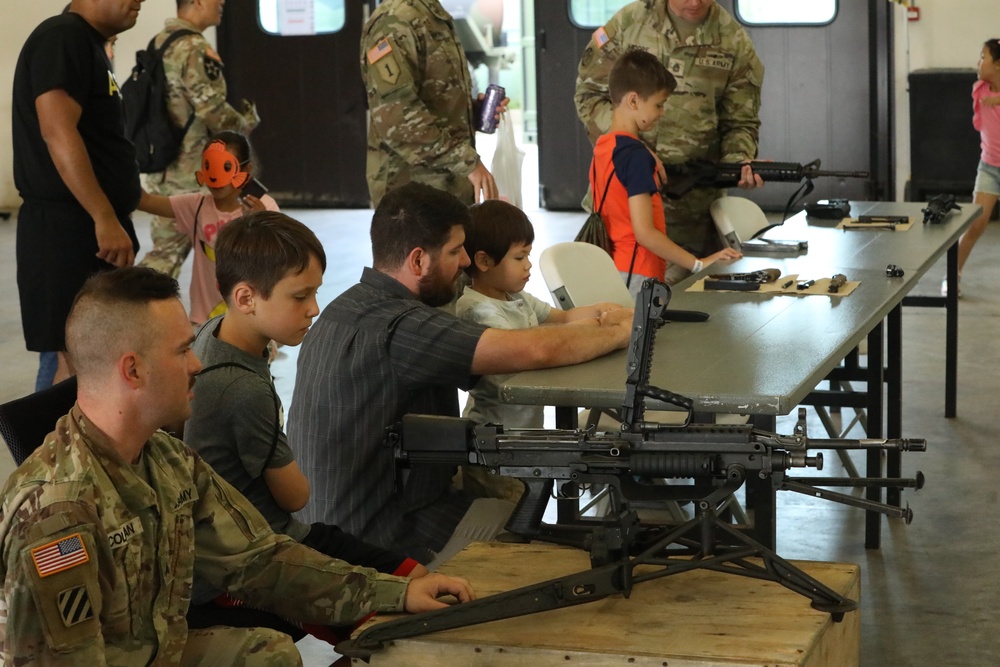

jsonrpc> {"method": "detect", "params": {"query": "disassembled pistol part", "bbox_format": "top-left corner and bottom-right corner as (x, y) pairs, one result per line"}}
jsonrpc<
(828, 273), (848, 293)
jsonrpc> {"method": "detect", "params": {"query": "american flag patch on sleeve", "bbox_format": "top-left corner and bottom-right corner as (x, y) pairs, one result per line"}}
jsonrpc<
(368, 38), (393, 64)
(31, 533), (90, 578)
(593, 26), (610, 47)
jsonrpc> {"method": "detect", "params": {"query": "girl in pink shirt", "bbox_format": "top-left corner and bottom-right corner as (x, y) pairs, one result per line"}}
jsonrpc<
(950, 38), (1000, 296)
(139, 132), (279, 325)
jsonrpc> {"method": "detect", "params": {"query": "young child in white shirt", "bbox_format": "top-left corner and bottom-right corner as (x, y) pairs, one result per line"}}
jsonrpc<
(456, 200), (622, 500)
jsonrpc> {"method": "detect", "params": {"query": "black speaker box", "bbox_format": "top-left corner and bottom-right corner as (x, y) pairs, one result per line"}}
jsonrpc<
(908, 69), (980, 201)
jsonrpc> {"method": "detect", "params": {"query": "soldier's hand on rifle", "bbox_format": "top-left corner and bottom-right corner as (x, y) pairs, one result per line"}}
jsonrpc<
(404, 573), (475, 613)
(468, 158), (499, 202)
(737, 162), (764, 190)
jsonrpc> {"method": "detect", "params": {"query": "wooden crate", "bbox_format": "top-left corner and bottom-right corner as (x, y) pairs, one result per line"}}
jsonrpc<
(355, 542), (860, 667)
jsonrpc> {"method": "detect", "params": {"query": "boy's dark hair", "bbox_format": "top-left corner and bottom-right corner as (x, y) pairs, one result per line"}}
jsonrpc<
(371, 182), (471, 271)
(986, 39), (1000, 62)
(609, 48), (677, 105)
(215, 211), (327, 300)
(66, 267), (181, 381)
(463, 200), (535, 276)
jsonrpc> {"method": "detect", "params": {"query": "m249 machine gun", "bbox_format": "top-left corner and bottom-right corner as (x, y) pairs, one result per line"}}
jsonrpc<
(337, 280), (925, 662)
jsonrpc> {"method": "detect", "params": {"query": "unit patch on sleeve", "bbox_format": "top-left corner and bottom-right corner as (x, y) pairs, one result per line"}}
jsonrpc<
(369, 38), (401, 86)
(58, 585), (94, 627)
(31, 533), (90, 578)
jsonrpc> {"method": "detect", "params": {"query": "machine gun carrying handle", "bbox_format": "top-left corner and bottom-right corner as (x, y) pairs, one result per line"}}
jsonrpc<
(639, 385), (694, 412)
(504, 478), (555, 537)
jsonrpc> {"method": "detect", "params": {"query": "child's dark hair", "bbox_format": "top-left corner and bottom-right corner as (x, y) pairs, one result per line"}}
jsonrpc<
(215, 211), (326, 300)
(464, 200), (534, 276)
(207, 130), (258, 176)
(986, 39), (1000, 62)
(609, 48), (677, 105)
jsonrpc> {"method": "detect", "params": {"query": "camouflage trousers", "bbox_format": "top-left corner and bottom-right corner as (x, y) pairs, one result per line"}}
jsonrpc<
(181, 626), (302, 666)
(138, 172), (199, 279)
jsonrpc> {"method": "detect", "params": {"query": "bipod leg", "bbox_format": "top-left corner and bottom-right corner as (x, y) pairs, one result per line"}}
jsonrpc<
(624, 497), (857, 621)
(700, 520), (858, 619)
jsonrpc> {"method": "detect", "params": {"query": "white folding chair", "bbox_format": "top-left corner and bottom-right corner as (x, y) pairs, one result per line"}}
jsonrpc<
(710, 196), (771, 252)
(538, 242), (632, 310)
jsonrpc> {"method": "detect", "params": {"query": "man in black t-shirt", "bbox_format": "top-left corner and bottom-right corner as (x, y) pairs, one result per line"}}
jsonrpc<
(12, 0), (144, 390)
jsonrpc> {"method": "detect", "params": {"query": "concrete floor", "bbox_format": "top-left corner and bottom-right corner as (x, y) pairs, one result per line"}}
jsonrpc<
(1, 205), (998, 666)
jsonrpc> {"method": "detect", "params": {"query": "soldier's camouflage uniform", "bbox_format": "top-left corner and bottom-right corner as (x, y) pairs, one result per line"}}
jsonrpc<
(139, 18), (259, 279)
(0, 406), (409, 665)
(576, 0), (763, 265)
(361, 0), (480, 206)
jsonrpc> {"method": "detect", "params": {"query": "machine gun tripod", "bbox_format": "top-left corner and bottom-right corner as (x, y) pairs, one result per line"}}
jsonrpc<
(337, 280), (926, 661)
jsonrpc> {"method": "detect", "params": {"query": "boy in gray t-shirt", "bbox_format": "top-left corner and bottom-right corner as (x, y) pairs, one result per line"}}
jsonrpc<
(184, 212), (428, 641)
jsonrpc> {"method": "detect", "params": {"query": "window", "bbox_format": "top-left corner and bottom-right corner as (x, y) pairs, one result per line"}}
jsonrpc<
(258, 0), (345, 36)
(736, 0), (837, 26)
(568, 0), (632, 29)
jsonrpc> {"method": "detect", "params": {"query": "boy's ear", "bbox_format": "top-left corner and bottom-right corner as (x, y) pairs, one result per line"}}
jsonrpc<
(473, 250), (494, 274)
(624, 91), (640, 109)
(231, 282), (258, 314)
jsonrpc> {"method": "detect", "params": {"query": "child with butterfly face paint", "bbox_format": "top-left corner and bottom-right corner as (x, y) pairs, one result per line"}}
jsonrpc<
(139, 131), (279, 326)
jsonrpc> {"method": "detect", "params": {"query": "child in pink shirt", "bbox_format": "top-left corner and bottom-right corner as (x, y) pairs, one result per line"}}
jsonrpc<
(948, 38), (1000, 296)
(139, 132), (278, 325)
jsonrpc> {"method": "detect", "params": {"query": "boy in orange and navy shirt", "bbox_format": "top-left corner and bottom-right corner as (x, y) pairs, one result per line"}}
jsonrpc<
(591, 48), (741, 295)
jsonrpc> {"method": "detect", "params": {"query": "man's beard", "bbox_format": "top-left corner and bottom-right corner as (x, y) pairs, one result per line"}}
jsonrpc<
(418, 267), (459, 307)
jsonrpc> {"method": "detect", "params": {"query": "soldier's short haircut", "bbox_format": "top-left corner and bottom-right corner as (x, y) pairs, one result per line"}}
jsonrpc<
(463, 200), (535, 277)
(66, 267), (180, 381)
(986, 39), (1000, 62)
(370, 182), (471, 271)
(609, 48), (677, 105)
(215, 211), (327, 301)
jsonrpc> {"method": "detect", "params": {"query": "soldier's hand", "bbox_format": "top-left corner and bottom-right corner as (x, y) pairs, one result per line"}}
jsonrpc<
(241, 99), (261, 128)
(409, 563), (430, 578)
(468, 159), (499, 202)
(737, 162), (764, 190)
(403, 573), (475, 613)
(94, 214), (135, 267)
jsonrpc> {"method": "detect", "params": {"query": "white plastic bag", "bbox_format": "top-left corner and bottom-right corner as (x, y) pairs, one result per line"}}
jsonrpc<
(490, 114), (525, 208)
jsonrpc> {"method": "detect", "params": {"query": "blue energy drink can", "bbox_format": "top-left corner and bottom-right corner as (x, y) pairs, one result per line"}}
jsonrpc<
(477, 84), (505, 134)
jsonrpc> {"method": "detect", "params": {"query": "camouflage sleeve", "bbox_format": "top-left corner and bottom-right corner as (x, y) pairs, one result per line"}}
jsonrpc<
(362, 22), (479, 175)
(177, 37), (258, 135)
(717, 35), (763, 163)
(0, 494), (112, 664)
(190, 459), (410, 625)
(574, 15), (626, 145)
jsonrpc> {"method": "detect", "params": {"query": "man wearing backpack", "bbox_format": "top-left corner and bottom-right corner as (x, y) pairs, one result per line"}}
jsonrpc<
(12, 0), (144, 390)
(138, 0), (260, 279)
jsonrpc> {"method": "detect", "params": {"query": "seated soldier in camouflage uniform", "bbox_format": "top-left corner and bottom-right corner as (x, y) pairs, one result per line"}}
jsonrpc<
(0, 267), (473, 665)
(139, 0), (259, 279)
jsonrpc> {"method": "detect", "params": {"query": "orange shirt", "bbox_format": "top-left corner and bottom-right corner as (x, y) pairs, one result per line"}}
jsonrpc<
(590, 132), (667, 280)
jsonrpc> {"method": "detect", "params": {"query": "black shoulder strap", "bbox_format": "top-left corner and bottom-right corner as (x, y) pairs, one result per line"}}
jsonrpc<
(591, 160), (617, 216)
(155, 28), (198, 58)
(153, 29), (198, 134)
(196, 361), (281, 475)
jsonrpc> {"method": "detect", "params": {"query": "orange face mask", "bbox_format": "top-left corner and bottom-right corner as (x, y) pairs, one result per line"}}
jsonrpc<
(195, 141), (249, 189)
